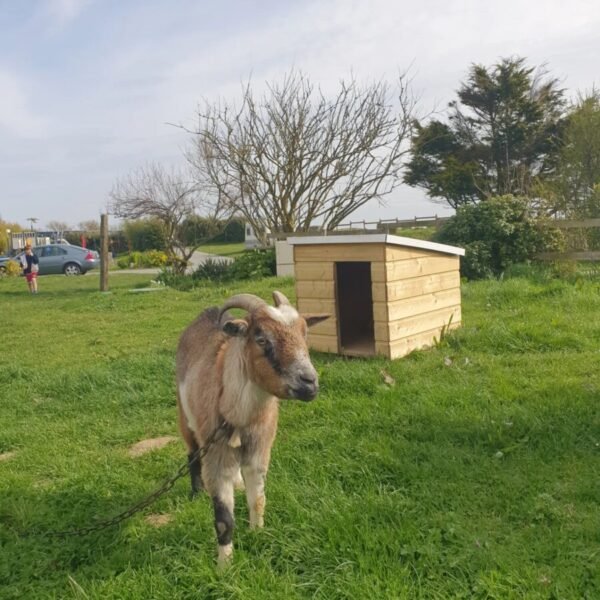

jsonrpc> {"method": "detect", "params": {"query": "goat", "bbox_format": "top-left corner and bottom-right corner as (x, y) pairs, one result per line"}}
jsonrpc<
(176, 291), (328, 566)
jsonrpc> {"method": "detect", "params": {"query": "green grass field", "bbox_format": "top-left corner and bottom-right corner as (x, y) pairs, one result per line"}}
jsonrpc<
(394, 226), (437, 241)
(198, 242), (246, 258)
(0, 272), (599, 599)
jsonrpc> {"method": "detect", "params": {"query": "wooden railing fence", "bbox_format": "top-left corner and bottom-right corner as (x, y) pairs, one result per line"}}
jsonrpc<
(537, 218), (600, 261)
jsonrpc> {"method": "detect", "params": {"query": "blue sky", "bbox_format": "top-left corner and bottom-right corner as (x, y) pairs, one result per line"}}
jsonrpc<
(1, 0), (599, 228)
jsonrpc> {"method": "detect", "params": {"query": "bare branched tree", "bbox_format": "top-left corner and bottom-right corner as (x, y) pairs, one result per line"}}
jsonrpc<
(78, 219), (101, 233)
(187, 71), (417, 244)
(46, 220), (71, 232)
(110, 163), (220, 274)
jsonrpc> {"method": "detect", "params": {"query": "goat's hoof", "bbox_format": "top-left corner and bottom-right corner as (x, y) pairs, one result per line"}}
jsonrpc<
(217, 544), (233, 569)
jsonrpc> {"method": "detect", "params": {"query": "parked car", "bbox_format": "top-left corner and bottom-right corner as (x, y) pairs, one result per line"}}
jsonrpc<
(0, 244), (99, 276)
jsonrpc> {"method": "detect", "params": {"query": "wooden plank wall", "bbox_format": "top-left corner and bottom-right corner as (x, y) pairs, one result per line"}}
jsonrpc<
(294, 243), (387, 355)
(377, 246), (461, 359)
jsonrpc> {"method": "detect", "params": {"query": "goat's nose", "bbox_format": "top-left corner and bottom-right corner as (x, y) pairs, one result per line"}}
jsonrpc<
(299, 372), (317, 385)
(292, 369), (319, 401)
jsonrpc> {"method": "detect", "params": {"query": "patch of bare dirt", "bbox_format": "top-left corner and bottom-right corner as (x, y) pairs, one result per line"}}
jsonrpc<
(145, 513), (173, 527)
(128, 436), (177, 458)
(0, 451), (16, 462)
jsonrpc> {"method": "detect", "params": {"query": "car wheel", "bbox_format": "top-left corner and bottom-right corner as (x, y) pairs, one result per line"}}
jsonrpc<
(64, 262), (82, 276)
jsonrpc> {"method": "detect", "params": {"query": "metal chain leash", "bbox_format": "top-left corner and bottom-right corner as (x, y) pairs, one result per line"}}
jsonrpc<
(29, 421), (229, 539)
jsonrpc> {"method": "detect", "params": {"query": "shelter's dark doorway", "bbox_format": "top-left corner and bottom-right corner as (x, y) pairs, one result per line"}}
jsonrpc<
(335, 262), (375, 356)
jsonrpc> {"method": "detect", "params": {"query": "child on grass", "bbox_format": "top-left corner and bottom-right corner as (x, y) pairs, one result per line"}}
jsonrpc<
(20, 244), (39, 294)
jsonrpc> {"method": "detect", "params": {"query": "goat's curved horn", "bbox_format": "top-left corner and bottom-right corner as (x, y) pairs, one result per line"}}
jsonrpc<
(219, 294), (267, 322)
(272, 291), (290, 307)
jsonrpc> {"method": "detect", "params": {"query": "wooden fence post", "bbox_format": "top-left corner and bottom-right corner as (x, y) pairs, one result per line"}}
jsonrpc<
(100, 214), (109, 292)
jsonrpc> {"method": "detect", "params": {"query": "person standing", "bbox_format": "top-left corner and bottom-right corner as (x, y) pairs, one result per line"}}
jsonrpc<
(20, 244), (39, 294)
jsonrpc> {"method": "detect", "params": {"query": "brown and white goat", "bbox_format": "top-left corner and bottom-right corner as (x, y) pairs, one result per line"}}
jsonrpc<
(176, 291), (328, 566)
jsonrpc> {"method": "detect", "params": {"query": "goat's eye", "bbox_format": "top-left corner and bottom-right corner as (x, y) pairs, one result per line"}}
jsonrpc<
(255, 336), (268, 347)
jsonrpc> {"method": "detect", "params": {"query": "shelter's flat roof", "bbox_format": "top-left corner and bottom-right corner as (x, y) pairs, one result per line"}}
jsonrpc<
(287, 234), (465, 256)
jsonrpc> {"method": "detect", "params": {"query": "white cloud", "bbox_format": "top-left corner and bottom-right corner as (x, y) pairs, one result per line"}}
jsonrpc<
(0, 69), (48, 138)
(43, 0), (92, 27)
(135, 0), (600, 126)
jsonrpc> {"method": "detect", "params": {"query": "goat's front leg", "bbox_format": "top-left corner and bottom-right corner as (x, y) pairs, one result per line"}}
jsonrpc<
(242, 462), (267, 529)
(204, 444), (240, 567)
(211, 479), (235, 567)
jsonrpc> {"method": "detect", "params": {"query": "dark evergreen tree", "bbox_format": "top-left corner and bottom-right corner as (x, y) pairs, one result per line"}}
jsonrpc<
(404, 57), (566, 208)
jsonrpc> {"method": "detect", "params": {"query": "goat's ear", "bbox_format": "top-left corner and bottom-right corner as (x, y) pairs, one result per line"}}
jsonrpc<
(303, 314), (330, 328)
(222, 318), (249, 337)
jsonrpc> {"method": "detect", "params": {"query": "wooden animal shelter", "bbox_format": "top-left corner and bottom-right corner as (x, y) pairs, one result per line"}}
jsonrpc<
(287, 234), (465, 360)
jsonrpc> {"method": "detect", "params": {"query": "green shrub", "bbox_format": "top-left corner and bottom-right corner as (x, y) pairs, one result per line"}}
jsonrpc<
(0, 260), (21, 277)
(228, 248), (276, 280)
(192, 248), (275, 282)
(179, 217), (246, 246)
(116, 255), (130, 269)
(158, 248), (276, 289)
(460, 241), (494, 279)
(180, 216), (222, 246)
(192, 258), (232, 281)
(212, 218), (245, 243)
(116, 250), (169, 269)
(434, 195), (564, 279)
(144, 249), (169, 267)
(124, 219), (167, 251)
